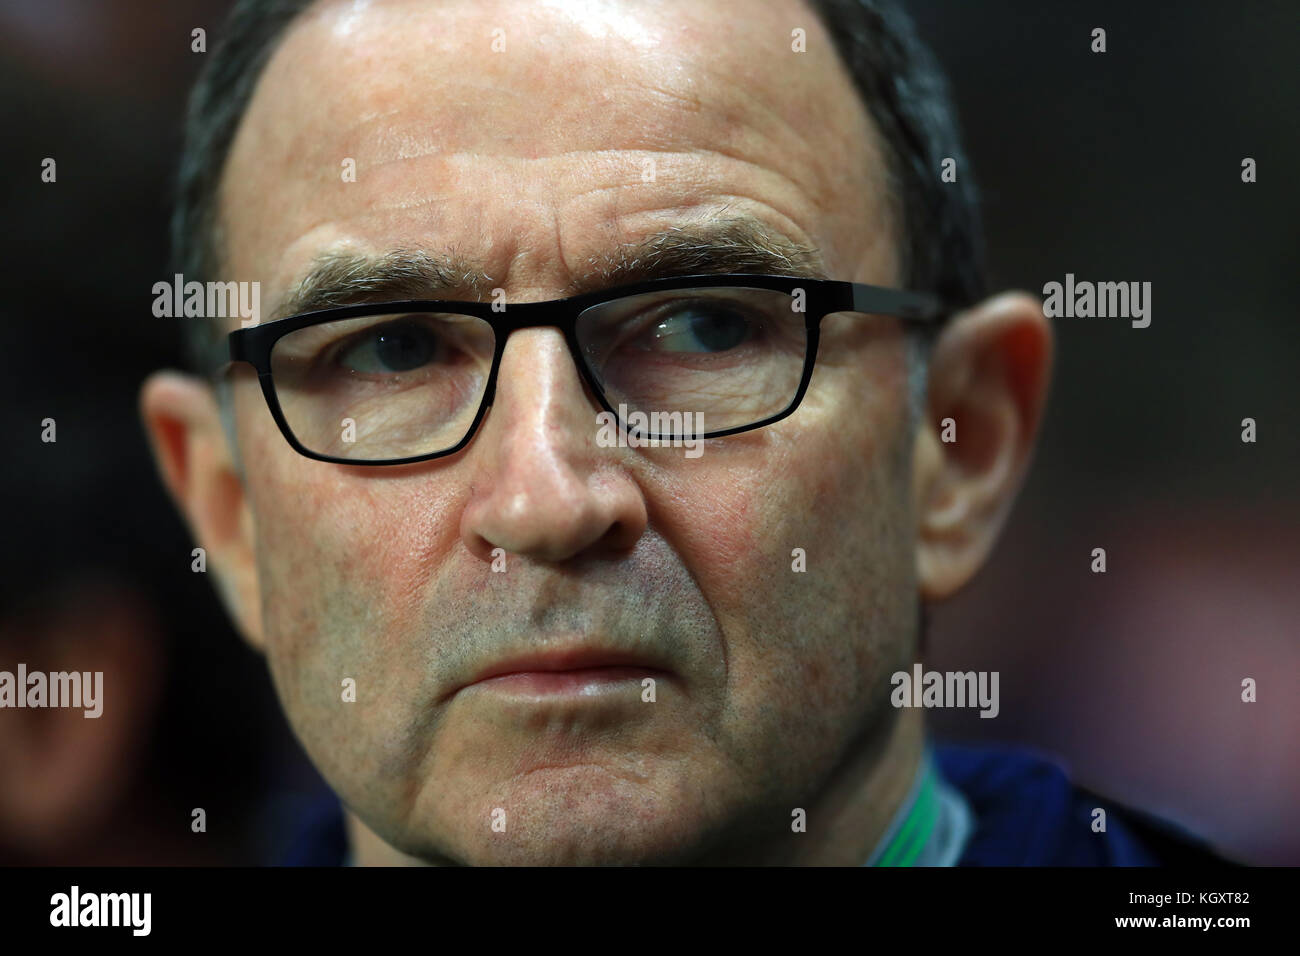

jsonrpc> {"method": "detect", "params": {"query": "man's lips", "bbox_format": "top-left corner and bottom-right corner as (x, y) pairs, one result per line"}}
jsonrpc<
(448, 650), (673, 701)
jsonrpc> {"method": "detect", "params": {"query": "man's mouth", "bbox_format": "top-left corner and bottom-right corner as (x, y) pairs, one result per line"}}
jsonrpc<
(449, 648), (674, 701)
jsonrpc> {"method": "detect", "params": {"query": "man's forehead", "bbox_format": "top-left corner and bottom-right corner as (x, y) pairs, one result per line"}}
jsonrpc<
(221, 0), (895, 299)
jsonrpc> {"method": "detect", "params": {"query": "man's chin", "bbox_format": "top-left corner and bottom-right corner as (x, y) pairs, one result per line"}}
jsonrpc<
(399, 765), (729, 866)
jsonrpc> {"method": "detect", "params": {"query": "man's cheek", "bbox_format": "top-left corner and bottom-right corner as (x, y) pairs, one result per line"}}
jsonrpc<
(657, 416), (870, 618)
(249, 449), (447, 617)
(246, 463), (419, 745)
(252, 517), (435, 800)
(650, 439), (805, 617)
(668, 406), (903, 684)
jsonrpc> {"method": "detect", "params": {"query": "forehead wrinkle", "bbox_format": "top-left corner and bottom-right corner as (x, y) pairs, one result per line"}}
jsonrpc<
(332, 82), (537, 164)
(271, 209), (823, 319)
(263, 187), (832, 319)
(623, 75), (703, 114)
(288, 136), (827, 256)
(350, 146), (815, 217)
(321, 86), (722, 172)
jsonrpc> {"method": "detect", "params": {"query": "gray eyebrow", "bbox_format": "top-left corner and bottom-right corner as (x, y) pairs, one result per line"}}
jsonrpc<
(570, 217), (828, 294)
(272, 249), (494, 320)
(274, 216), (827, 319)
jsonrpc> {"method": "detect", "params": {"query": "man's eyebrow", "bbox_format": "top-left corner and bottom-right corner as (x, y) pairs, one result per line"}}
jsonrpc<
(273, 250), (493, 319)
(273, 218), (827, 318)
(569, 218), (828, 295)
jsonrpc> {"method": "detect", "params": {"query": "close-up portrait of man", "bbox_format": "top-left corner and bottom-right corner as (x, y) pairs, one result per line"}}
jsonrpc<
(132, 0), (1295, 869)
(139, 0), (1063, 867)
(2, 0), (1294, 895)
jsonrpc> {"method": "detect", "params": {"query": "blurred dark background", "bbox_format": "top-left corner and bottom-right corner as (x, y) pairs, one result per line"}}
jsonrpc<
(0, 0), (1295, 864)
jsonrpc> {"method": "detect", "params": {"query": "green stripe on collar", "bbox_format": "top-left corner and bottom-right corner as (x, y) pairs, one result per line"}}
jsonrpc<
(875, 762), (938, 866)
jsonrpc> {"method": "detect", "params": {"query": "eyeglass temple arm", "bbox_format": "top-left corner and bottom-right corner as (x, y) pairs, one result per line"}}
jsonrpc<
(208, 331), (261, 382)
(849, 283), (946, 323)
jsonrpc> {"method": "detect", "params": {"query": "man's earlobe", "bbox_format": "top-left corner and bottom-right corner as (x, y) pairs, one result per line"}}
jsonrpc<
(139, 371), (265, 650)
(913, 292), (1053, 600)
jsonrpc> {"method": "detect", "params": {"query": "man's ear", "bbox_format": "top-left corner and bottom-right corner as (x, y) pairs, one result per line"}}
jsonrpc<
(912, 291), (1053, 600)
(139, 371), (265, 651)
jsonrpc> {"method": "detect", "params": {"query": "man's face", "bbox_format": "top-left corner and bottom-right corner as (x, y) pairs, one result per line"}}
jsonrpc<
(221, 0), (919, 864)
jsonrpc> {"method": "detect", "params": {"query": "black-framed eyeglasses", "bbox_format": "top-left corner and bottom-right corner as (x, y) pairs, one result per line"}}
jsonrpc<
(224, 273), (947, 465)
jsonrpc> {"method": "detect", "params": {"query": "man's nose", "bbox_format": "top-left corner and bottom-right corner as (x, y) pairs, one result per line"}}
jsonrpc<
(459, 327), (648, 564)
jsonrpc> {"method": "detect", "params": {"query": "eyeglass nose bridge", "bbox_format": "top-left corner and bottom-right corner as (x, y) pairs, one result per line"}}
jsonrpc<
(476, 301), (610, 425)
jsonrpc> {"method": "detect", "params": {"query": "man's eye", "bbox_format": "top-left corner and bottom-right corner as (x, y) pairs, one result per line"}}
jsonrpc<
(337, 321), (442, 373)
(643, 306), (755, 353)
